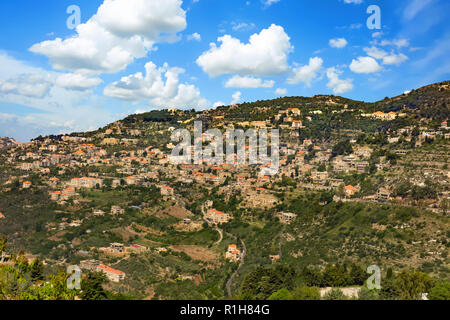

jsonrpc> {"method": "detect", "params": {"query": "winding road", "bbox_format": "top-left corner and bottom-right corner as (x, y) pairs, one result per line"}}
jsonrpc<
(226, 238), (246, 297)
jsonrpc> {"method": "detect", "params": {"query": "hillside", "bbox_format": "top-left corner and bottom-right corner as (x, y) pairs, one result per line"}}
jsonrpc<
(0, 81), (449, 300)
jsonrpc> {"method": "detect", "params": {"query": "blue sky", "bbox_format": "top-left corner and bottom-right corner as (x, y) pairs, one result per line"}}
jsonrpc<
(0, 0), (449, 141)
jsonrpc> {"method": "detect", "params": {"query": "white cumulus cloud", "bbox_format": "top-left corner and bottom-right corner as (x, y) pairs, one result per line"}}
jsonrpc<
(30, 0), (187, 75)
(326, 67), (353, 94)
(287, 57), (323, 86)
(187, 33), (201, 41)
(56, 73), (103, 90)
(275, 88), (287, 95)
(0, 74), (53, 98)
(263, 0), (281, 7)
(363, 47), (408, 66)
(103, 61), (209, 109)
(363, 46), (388, 59)
(382, 53), (408, 65)
(349, 56), (382, 73)
(225, 75), (274, 89)
(329, 38), (348, 48)
(231, 91), (242, 104)
(196, 24), (293, 77)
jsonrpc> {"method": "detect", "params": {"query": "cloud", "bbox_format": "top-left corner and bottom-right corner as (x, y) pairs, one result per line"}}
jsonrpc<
(103, 61), (209, 108)
(0, 74), (53, 98)
(363, 46), (388, 59)
(231, 22), (256, 32)
(287, 57), (323, 86)
(403, 0), (435, 20)
(213, 101), (226, 108)
(275, 88), (287, 95)
(343, 0), (363, 3)
(379, 38), (409, 48)
(225, 75), (274, 88)
(231, 91), (242, 104)
(30, 0), (187, 75)
(262, 0), (281, 7)
(382, 53), (408, 65)
(372, 31), (383, 38)
(0, 53), (122, 141)
(363, 46), (408, 66)
(56, 73), (103, 90)
(349, 56), (382, 73)
(329, 38), (348, 48)
(187, 32), (201, 41)
(326, 67), (353, 94)
(196, 24), (293, 77)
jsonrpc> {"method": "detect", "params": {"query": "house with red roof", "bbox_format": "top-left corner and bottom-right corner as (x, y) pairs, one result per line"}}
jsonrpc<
(97, 264), (126, 282)
(205, 208), (232, 225)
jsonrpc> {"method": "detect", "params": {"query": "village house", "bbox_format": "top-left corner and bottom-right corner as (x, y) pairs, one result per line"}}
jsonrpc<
(20, 163), (35, 171)
(63, 187), (76, 197)
(204, 208), (232, 225)
(377, 187), (391, 202)
(160, 185), (174, 196)
(80, 259), (100, 271)
(50, 191), (61, 201)
(155, 247), (168, 254)
(269, 255), (280, 263)
(70, 177), (103, 189)
(291, 120), (303, 129)
(372, 111), (397, 121)
(286, 107), (301, 116)
(23, 181), (32, 189)
(111, 206), (125, 215)
(246, 191), (278, 208)
(126, 244), (147, 254)
(303, 139), (313, 147)
(251, 121), (267, 129)
(48, 177), (60, 186)
(225, 244), (241, 262)
(355, 161), (369, 174)
(311, 171), (329, 184)
(93, 209), (105, 216)
(97, 264), (126, 282)
(344, 185), (359, 197)
(354, 146), (373, 159)
(333, 157), (350, 173)
(0, 212), (5, 219)
(109, 243), (125, 253)
(279, 212), (297, 224)
(125, 175), (143, 185)
(102, 138), (120, 145)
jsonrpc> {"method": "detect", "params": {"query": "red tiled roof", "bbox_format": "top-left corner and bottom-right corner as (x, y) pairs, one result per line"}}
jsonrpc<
(98, 264), (125, 275)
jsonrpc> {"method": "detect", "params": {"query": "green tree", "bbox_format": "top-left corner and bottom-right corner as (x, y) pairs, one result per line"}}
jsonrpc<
(292, 286), (321, 300)
(80, 272), (108, 300)
(30, 258), (44, 281)
(0, 236), (7, 263)
(323, 288), (347, 300)
(358, 286), (379, 300)
(428, 281), (450, 300)
(395, 270), (434, 300)
(331, 139), (353, 158)
(268, 288), (292, 300)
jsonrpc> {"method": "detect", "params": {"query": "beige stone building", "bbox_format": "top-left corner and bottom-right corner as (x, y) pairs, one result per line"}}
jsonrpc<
(204, 208), (232, 225)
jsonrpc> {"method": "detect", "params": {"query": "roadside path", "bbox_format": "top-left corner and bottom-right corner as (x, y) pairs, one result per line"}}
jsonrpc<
(226, 238), (246, 297)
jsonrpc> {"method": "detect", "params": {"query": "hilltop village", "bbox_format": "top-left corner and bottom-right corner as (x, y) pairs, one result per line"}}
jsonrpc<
(0, 81), (449, 299)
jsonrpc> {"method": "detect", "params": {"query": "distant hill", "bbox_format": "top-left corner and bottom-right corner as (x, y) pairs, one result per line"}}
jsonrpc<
(34, 80), (450, 141)
(125, 80), (450, 123)
(0, 137), (19, 150)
